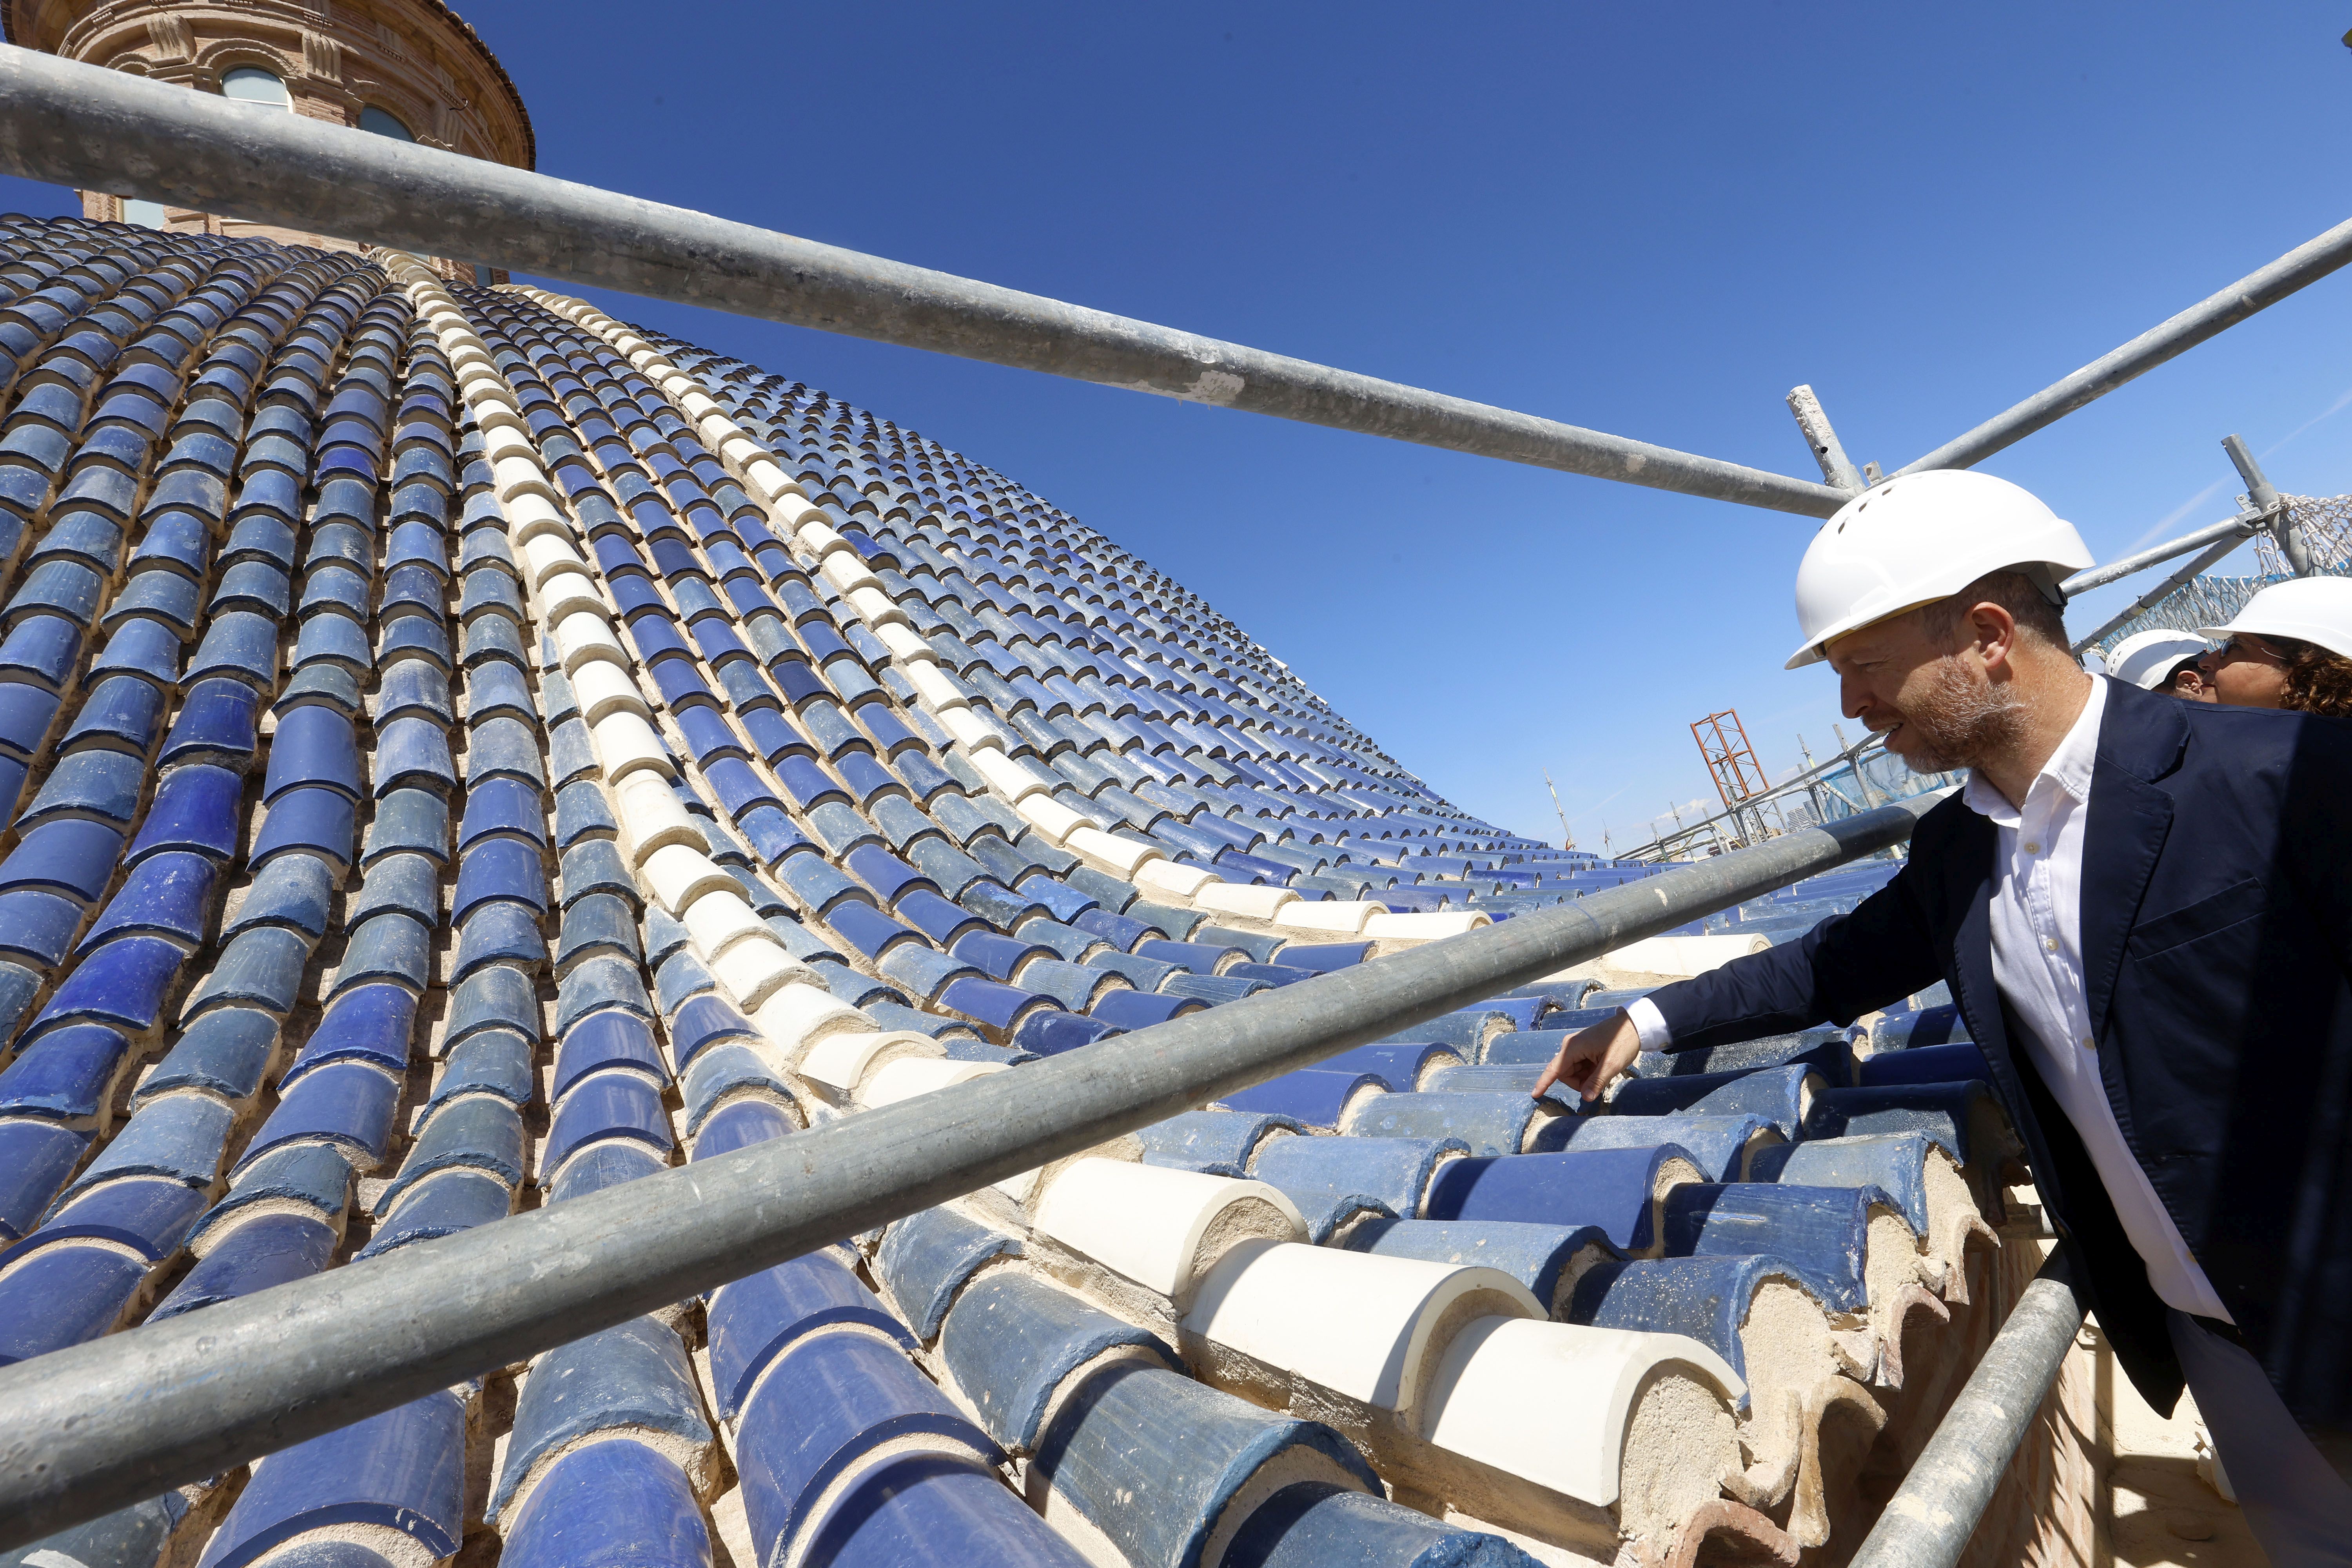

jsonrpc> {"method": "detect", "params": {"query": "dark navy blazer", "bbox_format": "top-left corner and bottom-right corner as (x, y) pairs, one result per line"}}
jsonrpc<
(1646, 677), (2352, 1423)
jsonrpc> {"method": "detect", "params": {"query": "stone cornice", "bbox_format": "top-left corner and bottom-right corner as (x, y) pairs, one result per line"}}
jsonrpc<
(5, 0), (535, 167)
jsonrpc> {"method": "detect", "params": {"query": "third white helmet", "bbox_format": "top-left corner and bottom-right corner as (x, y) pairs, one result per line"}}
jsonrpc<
(2200, 576), (2352, 663)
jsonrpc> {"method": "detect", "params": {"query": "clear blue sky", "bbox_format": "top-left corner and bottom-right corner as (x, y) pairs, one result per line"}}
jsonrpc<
(10, 2), (2352, 853)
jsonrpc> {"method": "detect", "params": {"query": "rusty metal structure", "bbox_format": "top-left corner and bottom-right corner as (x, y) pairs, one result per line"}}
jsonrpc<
(1691, 707), (1778, 848)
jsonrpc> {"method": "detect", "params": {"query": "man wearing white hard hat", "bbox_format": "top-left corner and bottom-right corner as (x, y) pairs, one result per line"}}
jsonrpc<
(1536, 470), (2352, 1558)
(2198, 575), (2352, 717)
(2106, 627), (2216, 701)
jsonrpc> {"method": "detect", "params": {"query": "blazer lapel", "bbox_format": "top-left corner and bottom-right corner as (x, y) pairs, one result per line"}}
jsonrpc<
(1947, 834), (2009, 1064)
(2082, 685), (2187, 1038)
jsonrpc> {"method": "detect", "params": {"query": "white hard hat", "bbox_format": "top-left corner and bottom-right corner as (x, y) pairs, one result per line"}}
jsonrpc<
(2200, 576), (2352, 663)
(1787, 470), (2094, 669)
(2105, 629), (2211, 690)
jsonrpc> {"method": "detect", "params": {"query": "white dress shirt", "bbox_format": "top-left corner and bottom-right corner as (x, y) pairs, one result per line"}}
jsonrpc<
(1628, 675), (2232, 1320)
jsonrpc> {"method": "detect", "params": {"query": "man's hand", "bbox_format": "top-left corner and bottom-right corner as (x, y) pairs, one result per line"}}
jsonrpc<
(1530, 1011), (1644, 1107)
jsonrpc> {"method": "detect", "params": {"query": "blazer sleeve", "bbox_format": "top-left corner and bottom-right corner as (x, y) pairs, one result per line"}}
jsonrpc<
(1646, 845), (1945, 1053)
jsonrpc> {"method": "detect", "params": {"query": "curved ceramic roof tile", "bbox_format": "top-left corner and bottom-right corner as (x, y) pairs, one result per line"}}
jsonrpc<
(0, 215), (2019, 1568)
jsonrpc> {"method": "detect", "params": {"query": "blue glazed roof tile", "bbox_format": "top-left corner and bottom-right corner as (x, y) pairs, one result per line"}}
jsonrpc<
(0, 222), (2011, 1568)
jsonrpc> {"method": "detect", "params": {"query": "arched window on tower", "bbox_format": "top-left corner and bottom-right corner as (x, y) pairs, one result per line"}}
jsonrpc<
(122, 199), (167, 228)
(359, 105), (416, 141)
(220, 66), (291, 110)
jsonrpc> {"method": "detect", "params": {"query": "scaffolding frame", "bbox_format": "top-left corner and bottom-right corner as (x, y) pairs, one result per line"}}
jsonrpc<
(1626, 722), (1950, 864)
(0, 43), (2343, 549)
(0, 42), (2343, 1566)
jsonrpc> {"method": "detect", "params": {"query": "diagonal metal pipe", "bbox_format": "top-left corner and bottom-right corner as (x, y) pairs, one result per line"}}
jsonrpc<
(1845, 1251), (2084, 1568)
(0, 47), (1845, 517)
(1895, 212), (2352, 477)
(2069, 532), (2250, 655)
(2058, 508), (2266, 601)
(0, 795), (1933, 1551)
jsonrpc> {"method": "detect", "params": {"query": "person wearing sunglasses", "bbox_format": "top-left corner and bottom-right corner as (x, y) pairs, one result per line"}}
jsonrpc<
(2197, 577), (2352, 718)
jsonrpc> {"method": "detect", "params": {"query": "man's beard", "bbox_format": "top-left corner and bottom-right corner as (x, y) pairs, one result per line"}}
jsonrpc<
(1879, 657), (2027, 775)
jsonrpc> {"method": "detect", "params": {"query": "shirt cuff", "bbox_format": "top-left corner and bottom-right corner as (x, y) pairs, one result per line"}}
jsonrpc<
(1624, 996), (1672, 1051)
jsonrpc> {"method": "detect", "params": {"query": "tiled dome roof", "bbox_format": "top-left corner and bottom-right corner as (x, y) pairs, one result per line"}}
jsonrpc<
(0, 214), (2022, 1568)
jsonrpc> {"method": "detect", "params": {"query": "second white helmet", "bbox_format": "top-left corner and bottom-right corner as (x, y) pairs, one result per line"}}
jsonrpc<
(2106, 629), (2212, 690)
(1787, 470), (2094, 669)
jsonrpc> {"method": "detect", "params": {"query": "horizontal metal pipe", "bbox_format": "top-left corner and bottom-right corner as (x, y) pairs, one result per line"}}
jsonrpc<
(2070, 532), (2248, 655)
(1896, 213), (2352, 477)
(1846, 1251), (2084, 1568)
(2058, 511), (2258, 599)
(0, 47), (1845, 517)
(0, 796), (1932, 1549)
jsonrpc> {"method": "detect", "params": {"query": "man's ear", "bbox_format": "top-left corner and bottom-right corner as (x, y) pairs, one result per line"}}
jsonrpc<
(1968, 600), (2021, 675)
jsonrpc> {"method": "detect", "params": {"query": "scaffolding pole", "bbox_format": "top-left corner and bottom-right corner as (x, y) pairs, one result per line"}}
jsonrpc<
(0, 800), (1935, 1548)
(2070, 532), (2252, 655)
(1895, 214), (2352, 477)
(0, 47), (1848, 517)
(2058, 509), (2267, 600)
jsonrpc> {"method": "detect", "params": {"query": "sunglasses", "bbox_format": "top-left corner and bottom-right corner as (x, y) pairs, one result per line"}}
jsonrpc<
(2215, 633), (2284, 663)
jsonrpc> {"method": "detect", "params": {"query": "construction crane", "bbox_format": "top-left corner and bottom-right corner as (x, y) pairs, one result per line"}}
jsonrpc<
(1690, 708), (1780, 848)
(1543, 769), (1575, 850)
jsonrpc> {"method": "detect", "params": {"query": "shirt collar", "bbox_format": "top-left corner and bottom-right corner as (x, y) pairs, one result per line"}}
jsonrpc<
(1960, 674), (2109, 828)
